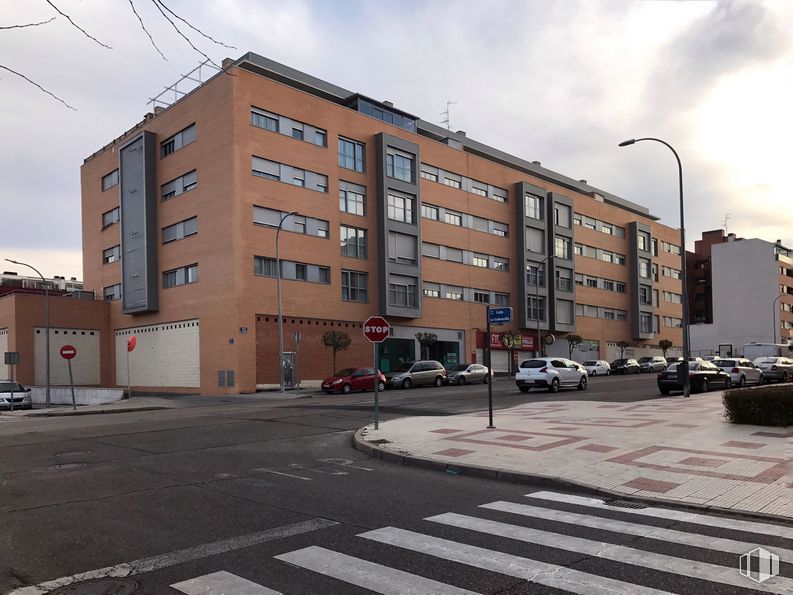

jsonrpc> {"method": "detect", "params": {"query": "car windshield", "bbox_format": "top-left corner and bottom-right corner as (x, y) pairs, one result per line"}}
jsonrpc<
(582, 361), (597, 366)
(452, 364), (469, 371)
(520, 360), (547, 368)
(0, 382), (24, 392)
(713, 360), (735, 367)
(334, 369), (355, 377)
(394, 362), (414, 372)
(611, 359), (628, 366)
(638, 357), (652, 363)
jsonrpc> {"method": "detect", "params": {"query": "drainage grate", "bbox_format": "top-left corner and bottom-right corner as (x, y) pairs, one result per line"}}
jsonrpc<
(50, 578), (138, 594)
(50, 462), (87, 470)
(605, 499), (648, 509)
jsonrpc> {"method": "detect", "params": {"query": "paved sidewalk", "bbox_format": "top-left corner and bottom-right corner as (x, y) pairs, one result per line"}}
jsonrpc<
(357, 393), (793, 520)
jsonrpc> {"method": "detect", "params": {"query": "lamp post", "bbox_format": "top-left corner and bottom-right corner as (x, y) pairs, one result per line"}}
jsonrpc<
(772, 293), (784, 345)
(276, 211), (298, 393)
(618, 138), (691, 397)
(533, 254), (556, 357)
(5, 258), (50, 407)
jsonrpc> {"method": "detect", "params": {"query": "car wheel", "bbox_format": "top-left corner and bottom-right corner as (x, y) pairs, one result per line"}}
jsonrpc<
(342, 383), (352, 394)
(548, 378), (560, 393)
(606, 370), (611, 376)
(724, 378), (732, 390)
(577, 376), (587, 391)
(457, 376), (466, 385)
(738, 376), (746, 388)
(434, 376), (444, 387)
(759, 373), (765, 385)
(402, 378), (412, 389)
(519, 386), (530, 393)
(700, 379), (710, 393)
(591, 370), (597, 377)
(784, 372), (790, 383)
(483, 375), (489, 384)
(377, 381), (385, 392)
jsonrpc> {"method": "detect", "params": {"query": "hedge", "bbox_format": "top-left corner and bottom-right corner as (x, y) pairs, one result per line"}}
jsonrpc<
(722, 384), (793, 426)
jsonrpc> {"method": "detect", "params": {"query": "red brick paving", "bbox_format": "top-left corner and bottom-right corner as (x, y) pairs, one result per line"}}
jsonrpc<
(577, 444), (620, 453)
(721, 441), (766, 449)
(678, 456), (727, 468)
(622, 477), (681, 494)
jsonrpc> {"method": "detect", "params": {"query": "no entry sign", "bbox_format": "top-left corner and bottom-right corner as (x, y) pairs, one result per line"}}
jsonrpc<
(60, 345), (77, 360)
(363, 316), (390, 343)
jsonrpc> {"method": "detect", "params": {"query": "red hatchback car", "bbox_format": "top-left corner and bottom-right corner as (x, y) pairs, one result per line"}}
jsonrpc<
(321, 367), (386, 394)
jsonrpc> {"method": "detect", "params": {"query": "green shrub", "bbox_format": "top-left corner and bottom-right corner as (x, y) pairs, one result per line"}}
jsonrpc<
(722, 384), (793, 426)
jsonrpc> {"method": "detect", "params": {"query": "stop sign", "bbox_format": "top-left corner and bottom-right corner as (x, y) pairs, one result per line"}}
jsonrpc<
(60, 345), (77, 360)
(363, 316), (390, 343)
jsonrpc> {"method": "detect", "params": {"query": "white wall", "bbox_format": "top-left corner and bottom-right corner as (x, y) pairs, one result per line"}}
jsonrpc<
(34, 327), (100, 385)
(0, 328), (8, 379)
(115, 319), (200, 388)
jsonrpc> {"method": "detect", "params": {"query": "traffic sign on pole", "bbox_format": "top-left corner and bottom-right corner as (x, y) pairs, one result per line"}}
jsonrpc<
(363, 316), (390, 343)
(59, 345), (77, 360)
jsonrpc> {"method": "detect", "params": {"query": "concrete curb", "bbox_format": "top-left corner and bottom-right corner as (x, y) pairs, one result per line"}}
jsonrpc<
(352, 426), (793, 525)
(4, 406), (171, 418)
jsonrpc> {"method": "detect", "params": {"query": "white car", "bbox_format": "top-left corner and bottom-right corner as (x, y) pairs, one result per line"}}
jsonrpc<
(753, 357), (793, 383)
(582, 360), (611, 376)
(711, 358), (764, 388)
(515, 357), (588, 393)
(0, 381), (32, 410)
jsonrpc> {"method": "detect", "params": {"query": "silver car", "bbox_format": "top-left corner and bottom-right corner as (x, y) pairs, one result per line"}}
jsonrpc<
(712, 358), (764, 387)
(0, 381), (32, 410)
(385, 360), (447, 389)
(446, 363), (491, 385)
(753, 357), (793, 383)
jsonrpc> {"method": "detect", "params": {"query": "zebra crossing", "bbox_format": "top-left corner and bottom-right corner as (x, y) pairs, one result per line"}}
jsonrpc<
(168, 490), (793, 594)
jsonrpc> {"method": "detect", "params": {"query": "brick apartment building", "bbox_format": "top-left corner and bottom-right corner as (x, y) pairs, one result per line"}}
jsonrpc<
(5, 53), (686, 394)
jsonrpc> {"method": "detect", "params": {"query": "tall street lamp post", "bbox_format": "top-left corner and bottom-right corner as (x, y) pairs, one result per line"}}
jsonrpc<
(618, 138), (691, 397)
(5, 258), (50, 407)
(534, 254), (556, 357)
(772, 293), (784, 345)
(276, 211), (298, 393)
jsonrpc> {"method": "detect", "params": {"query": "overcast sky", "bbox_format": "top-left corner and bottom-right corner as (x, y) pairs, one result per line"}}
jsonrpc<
(1, 0), (791, 279)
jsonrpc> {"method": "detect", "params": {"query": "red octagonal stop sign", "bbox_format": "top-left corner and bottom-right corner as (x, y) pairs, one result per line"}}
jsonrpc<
(60, 345), (77, 360)
(363, 316), (390, 343)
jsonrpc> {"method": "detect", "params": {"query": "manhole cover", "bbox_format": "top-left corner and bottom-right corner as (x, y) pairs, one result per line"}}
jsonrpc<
(50, 578), (138, 594)
(606, 499), (647, 509)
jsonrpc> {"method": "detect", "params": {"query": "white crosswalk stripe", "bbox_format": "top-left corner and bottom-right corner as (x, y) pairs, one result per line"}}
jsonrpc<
(171, 570), (281, 595)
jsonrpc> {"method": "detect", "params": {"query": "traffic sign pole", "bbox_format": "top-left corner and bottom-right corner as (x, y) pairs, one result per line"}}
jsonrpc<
(486, 307), (494, 428)
(363, 316), (390, 430)
(67, 358), (75, 411)
(373, 342), (379, 430)
(59, 345), (78, 410)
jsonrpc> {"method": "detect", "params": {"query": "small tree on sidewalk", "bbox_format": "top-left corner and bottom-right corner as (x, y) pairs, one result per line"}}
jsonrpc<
(659, 339), (673, 359)
(415, 332), (438, 360)
(617, 340), (630, 359)
(501, 330), (522, 375)
(567, 334), (583, 359)
(322, 330), (351, 374)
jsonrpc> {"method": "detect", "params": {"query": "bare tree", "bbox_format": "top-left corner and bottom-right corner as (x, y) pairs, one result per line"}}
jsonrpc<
(415, 333), (438, 360)
(659, 339), (673, 359)
(617, 340), (631, 359)
(322, 331), (351, 374)
(566, 334), (583, 359)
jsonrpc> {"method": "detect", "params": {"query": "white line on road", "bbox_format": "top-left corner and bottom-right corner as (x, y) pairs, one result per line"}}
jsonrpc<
(359, 526), (672, 595)
(275, 545), (479, 594)
(171, 570), (281, 595)
(9, 518), (338, 595)
(525, 491), (793, 540)
(252, 467), (312, 481)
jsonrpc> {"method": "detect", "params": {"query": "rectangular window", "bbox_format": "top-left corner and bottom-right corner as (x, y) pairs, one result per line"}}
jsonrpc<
(422, 242), (440, 258)
(341, 270), (368, 302)
(554, 203), (571, 228)
(494, 293), (509, 305)
(251, 108), (279, 132)
(601, 223), (613, 235)
(603, 310), (615, 320)
(162, 216), (198, 244)
(640, 285), (652, 305)
(387, 231), (417, 264)
(445, 247), (463, 262)
(640, 313), (654, 333)
(556, 268), (573, 292)
(252, 156), (280, 180)
(574, 243), (583, 256)
(583, 217), (597, 230)
(386, 150), (414, 182)
(341, 225), (367, 259)
(525, 194), (544, 220)
(254, 256), (278, 277)
(318, 266), (330, 284)
(527, 228), (545, 254)
(292, 168), (305, 187)
(638, 232), (650, 252)
(470, 185), (487, 197)
(586, 277), (598, 288)
(603, 280), (615, 292)
(160, 123), (195, 158)
(103, 284), (121, 302)
(102, 207), (120, 228)
(616, 311), (628, 321)
(315, 130), (327, 146)
(554, 237), (570, 259)
(338, 137), (365, 172)
(291, 126), (304, 141)
(161, 170), (198, 201)
(445, 286), (464, 301)
(163, 264), (198, 288)
(101, 170), (119, 191)
(493, 257), (509, 272)
(472, 254), (488, 268)
(663, 266), (682, 280)
(616, 282), (626, 293)
(556, 299), (574, 324)
(615, 254), (626, 265)
(102, 245), (121, 264)
(527, 264), (545, 287)
(388, 275), (418, 307)
(663, 241), (682, 255)
(387, 191), (414, 223)
(420, 165), (439, 182)
(253, 206), (329, 239)
(491, 222), (509, 237)
(528, 296), (546, 321)
(339, 181), (365, 216)
(639, 258), (652, 279)
(473, 291), (490, 303)
(421, 204), (438, 220)
(295, 263), (307, 281)
(600, 251), (614, 264)
(443, 176), (462, 189)
(444, 211), (463, 226)
(423, 282), (440, 298)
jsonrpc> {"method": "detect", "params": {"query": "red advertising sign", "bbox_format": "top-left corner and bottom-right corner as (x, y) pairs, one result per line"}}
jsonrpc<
(127, 336), (137, 352)
(363, 316), (390, 343)
(60, 345), (77, 360)
(477, 331), (536, 351)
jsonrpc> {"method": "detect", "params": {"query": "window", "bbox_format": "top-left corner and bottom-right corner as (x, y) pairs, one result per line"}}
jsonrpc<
(555, 237), (571, 259)
(663, 291), (682, 304)
(387, 191), (414, 223)
(338, 137), (365, 172)
(601, 223), (613, 235)
(473, 291), (490, 303)
(586, 277), (598, 288)
(291, 126), (304, 141)
(294, 263), (307, 280)
(603, 280), (615, 292)
(443, 176), (462, 189)
(252, 156), (327, 192)
(638, 232), (650, 252)
(494, 293), (509, 305)
(603, 310), (615, 320)
(527, 228), (545, 254)
(554, 203), (571, 228)
(527, 264), (545, 287)
(444, 211), (462, 226)
(663, 266), (682, 280)
(493, 257), (509, 272)
(251, 108), (278, 132)
(341, 271), (368, 302)
(387, 231), (417, 264)
(652, 238), (659, 256)
(575, 273), (584, 286)
(615, 254), (626, 265)
(445, 247), (463, 262)
(161, 170), (198, 200)
(525, 194), (544, 220)
(491, 222), (509, 237)
(339, 181), (365, 216)
(254, 256), (278, 277)
(315, 130), (327, 146)
(472, 254), (488, 268)
(420, 165), (438, 182)
(557, 299), (574, 324)
(160, 123), (195, 158)
(640, 313), (654, 333)
(253, 207), (329, 239)
(102, 207), (120, 228)
(341, 225), (367, 259)
(640, 286), (652, 305)
(616, 282), (626, 293)
(423, 282), (440, 298)
(664, 316), (683, 327)
(663, 241), (681, 255)
(422, 242), (440, 258)
(163, 264), (198, 288)
(445, 286), (464, 300)
(102, 245), (121, 264)
(616, 311), (628, 321)
(600, 251), (614, 264)
(101, 170), (119, 191)
(528, 296), (546, 321)
(318, 267), (330, 284)
(388, 275), (418, 307)
(103, 284), (121, 302)
(471, 185), (487, 197)
(386, 150), (414, 182)
(292, 168), (305, 187)
(583, 217), (597, 230)
(556, 268), (573, 292)
(421, 204), (438, 220)
(252, 156), (280, 180)
(574, 243), (583, 256)
(162, 217), (198, 244)
(639, 258), (652, 279)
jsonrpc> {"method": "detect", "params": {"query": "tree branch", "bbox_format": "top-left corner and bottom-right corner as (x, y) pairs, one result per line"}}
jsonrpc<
(154, 0), (236, 49)
(0, 17), (55, 30)
(0, 65), (76, 110)
(149, 0), (217, 67)
(128, 0), (167, 60)
(45, 0), (112, 49)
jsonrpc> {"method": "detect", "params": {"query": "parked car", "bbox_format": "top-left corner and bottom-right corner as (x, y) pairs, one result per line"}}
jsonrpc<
(657, 361), (732, 394)
(666, 356), (683, 365)
(610, 358), (640, 375)
(752, 357), (793, 383)
(321, 367), (386, 394)
(385, 360), (447, 389)
(711, 358), (764, 388)
(582, 360), (611, 376)
(446, 363), (491, 385)
(0, 381), (32, 410)
(515, 357), (588, 393)
(638, 356), (668, 373)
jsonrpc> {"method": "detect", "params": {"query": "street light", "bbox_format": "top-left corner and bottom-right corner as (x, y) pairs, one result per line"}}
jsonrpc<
(276, 211), (298, 393)
(533, 254), (556, 357)
(772, 293), (784, 345)
(618, 137), (691, 397)
(5, 258), (50, 407)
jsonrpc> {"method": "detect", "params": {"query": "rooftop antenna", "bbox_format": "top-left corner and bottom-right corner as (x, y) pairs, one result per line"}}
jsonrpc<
(440, 100), (457, 131)
(723, 213), (731, 235)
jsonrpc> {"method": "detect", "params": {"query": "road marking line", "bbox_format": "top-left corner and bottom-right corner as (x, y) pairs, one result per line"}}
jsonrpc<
(318, 457), (373, 471)
(171, 570), (281, 594)
(252, 467), (312, 481)
(359, 527), (671, 595)
(8, 518), (338, 595)
(482, 500), (793, 559)
(428, 512), (792, 592)
(525, 491), (793, 539)
(275, 545), (478, 594)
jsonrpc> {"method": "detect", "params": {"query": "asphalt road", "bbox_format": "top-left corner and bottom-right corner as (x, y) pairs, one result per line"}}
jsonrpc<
(2, 373), (789, 594)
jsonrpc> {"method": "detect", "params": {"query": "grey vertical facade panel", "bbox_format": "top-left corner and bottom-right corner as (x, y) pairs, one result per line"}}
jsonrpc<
(119, 131), (158, 314)
(376, 133), (422, 318)
(629, 221), (655, 339)
(515, 182), (550, 332)
(547, 192), (576, 333)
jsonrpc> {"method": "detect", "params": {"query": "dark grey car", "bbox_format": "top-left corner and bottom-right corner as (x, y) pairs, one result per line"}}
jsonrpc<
(446, 363), (491, 385)
(638, 356), (667, 373)
(385, 360), (447, 389)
